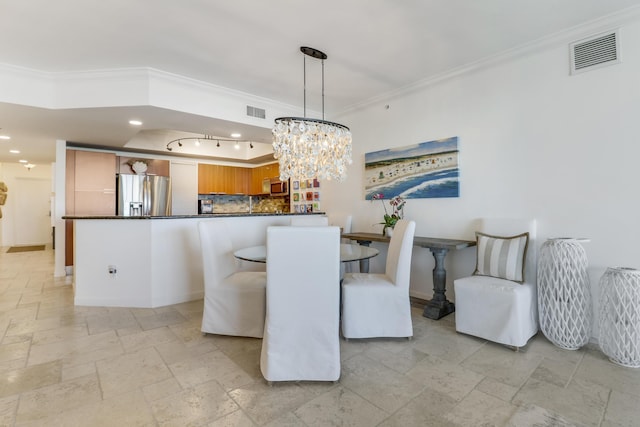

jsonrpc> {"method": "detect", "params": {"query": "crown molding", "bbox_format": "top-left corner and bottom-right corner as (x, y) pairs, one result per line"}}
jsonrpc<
(340, 5), (640, 115)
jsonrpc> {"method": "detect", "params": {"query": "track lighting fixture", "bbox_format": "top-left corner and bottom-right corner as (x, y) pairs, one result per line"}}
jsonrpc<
(165, 135), (256, 151)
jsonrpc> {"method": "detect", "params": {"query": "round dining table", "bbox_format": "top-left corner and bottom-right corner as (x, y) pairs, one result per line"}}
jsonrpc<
(233, 243), (379, 272)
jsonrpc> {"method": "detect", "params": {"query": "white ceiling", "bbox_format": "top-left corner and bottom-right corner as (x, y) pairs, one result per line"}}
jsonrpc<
(1, 0), (639, 165)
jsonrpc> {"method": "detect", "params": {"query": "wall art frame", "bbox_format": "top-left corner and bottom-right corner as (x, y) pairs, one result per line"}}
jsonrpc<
(364, 136), (459, 199)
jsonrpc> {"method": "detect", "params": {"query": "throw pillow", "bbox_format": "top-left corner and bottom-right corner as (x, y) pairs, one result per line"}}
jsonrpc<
(474, 231), (529, 283)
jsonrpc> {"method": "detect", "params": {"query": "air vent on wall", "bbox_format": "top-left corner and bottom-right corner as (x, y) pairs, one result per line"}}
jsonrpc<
(246, 105), (266, 119)
(570, 30), (620, 75)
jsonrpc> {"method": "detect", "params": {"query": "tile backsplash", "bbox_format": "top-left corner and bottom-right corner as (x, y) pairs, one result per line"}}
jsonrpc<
(198, 194), (289, 214)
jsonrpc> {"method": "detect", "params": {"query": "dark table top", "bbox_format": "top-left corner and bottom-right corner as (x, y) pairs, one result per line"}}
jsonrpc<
(341, 232), (476, 251)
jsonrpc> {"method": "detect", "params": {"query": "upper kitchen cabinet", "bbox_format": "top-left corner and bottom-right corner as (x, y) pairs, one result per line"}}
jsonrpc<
(198, 163), (222, 194)
(198, 163), (215, 194)
(117, 157), (170, 176)
(250, 163), (280, 194)
(198, 164), (250, 194)
(233, 167), (250, 195)
(198, 162), (279, 195)
(71, 150), (117, 215)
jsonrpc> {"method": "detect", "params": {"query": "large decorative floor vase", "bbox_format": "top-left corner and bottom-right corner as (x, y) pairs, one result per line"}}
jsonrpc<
(599, 267), (640, 368)
(537, 238), (591, 350)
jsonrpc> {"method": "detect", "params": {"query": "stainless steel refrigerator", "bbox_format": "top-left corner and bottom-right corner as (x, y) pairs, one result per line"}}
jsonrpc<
(117, 174), (172, 216)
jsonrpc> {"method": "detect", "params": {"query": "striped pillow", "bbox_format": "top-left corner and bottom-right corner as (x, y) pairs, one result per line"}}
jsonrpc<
(474, 232), (529, 283)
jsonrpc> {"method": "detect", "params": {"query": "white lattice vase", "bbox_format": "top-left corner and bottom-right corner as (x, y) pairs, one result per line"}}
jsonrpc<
(537, 238), (591, 350)
(599, 267), (640, 368)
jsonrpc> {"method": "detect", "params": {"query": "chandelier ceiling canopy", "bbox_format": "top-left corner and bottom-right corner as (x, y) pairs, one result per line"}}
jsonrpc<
(272, 46), (352, 182)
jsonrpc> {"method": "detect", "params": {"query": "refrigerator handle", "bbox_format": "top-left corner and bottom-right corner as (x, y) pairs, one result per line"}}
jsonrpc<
(143, 177), (151, 216)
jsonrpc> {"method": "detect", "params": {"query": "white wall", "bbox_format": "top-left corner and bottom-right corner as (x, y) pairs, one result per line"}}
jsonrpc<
(0, 162), (52, 247)
(323, 18), (640, 341)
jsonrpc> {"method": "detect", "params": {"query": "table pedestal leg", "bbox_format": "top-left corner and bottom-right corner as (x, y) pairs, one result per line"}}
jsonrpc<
(356, 240), (372, 273)
(423, 247), (455, 320)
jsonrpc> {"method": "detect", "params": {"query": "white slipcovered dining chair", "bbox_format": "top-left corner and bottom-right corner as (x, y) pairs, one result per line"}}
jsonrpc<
(454, 218), (537, 348)
(330, 213), (354, 274)
(260, 226), (341, 383)
(329, 213), (353, 236)
(290, 215), (329, 226)
(199, 220), (266, 338)
(341, 219), (416, 339)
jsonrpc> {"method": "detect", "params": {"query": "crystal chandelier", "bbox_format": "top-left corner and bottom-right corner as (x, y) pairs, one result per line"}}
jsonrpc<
(272, 47), (352, 182)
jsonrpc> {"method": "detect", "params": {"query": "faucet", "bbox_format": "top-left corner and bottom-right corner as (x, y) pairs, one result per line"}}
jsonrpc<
(249, 196), (253, 214)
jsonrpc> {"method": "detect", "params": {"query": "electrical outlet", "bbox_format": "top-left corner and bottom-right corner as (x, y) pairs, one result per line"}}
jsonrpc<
(108, 265), (117, 275)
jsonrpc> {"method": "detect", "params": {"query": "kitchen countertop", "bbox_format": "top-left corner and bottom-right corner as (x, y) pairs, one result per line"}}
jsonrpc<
(63, 212), (326, 220)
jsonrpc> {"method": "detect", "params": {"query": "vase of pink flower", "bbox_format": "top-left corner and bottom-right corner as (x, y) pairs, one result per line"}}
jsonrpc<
(371, 193), (406, 237)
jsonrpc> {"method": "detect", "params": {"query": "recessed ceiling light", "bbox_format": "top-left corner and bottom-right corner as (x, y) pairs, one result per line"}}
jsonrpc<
(231, 133), (241, 138)
(129, 120), (143, 126)
(19, 159), (27, 163)
(9, 149), (19, 154)
(0, 135), (10, 140)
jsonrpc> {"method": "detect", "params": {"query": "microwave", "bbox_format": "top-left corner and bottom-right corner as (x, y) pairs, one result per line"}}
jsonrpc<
(269, 178), (288, 195)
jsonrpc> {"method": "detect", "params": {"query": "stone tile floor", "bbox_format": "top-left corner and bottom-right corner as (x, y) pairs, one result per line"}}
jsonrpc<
(1, 247), (640, 426)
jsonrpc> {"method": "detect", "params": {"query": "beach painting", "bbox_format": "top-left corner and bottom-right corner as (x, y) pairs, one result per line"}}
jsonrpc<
(364, 136), (459, 199)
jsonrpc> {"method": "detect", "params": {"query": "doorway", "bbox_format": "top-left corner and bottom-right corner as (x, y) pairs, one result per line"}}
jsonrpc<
(13, 177), (52, 246)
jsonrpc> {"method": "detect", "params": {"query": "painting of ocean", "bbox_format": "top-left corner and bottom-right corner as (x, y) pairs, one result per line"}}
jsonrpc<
(364, 136), (459, 199)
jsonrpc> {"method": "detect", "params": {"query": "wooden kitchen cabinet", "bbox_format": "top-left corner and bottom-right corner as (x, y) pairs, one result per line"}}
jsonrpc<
(198, 164), (249, 194)
(198, 163), (215, 193)
(74, 151), (116, 194)
(117, 156), (170, 176)
(198, 162), (278, 195)
(233, 167), (250, 194)
(198, 164), (224, 193)
(73, 150), (117, 214)
(221, 166), (235, 193)
(249, 163), (279, 194)
(65, 149), (117, 265)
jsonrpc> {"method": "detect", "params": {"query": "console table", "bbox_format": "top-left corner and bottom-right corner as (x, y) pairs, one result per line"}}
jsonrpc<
(341, 232), (476, 320)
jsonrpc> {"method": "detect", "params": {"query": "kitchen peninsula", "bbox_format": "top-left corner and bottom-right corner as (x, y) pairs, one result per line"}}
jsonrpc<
(65, 213), (323, 308)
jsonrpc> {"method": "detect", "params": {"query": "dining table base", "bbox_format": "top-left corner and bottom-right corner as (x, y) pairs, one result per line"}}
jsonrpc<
(422, 247), (456, 320)
(423, 300), (456, 320)
(341, 232), (476, 321)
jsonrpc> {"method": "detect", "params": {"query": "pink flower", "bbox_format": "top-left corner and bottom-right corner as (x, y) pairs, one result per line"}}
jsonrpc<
(370, 193), (406, 229)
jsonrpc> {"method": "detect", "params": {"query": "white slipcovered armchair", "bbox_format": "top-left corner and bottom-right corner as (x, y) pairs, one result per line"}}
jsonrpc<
(454, 218), (538, 348)
(199, 220), (266, 338)
(260, 226), (341, 382)
(341, 219), (416, 339)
